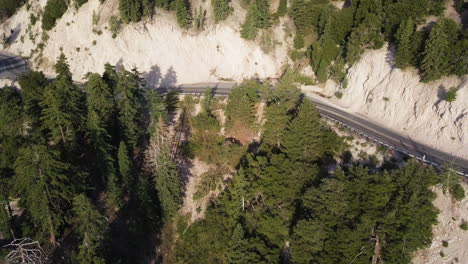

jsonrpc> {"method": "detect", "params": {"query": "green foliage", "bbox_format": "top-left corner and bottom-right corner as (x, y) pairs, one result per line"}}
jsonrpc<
(445, 87), (458, 102)
(72, 194), (106, 264)
(283, 100), (342, 162)
(0, 0), (25, 21)
(421, 20), (449, 82)
(240, 0), (271, 39)
(395, 18), (414, 69)
(42, 0), (68, 30)
(440, 167), (465, 201)
(193, 7), (206, 31)
(109, 15), (122, 38)
(118, 141), (132, 192)
(0, 87), (23, 138)
(460, 220), (468, 231)
(41, 55), (85, 146)
(175, 0), (192, 28)
(75, 0), (88, 8)
(293, 34), (304, 49)
(276, 0), (287, 17)
(261, 77), (301, 148)
(225, 80), (260, 132)
(154, 144), (181, 220)
(211, 0), (232, 23)
(14, 145), (73, 243)
(115, 68), (145, 148)
(119, 0), (142, 23)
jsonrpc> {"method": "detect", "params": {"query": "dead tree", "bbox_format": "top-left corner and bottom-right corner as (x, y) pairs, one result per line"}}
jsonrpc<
(4, 238), (46, 264)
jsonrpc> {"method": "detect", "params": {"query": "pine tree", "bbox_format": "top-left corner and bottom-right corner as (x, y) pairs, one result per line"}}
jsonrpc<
(55, 53), (72, 81)
(18, 71), (48, 128)
(421, 21), (449, 82)
(41, 55), (85, 145)
(107, 171), (123, 208)
(72, 194), (106, 264)
(154, 144), (181, 220)
(118, 141), (132, 192)
(227, 224), (250, 264)
(142, 0), (154, 18)
(175, 0), (192, 28)
(276, 0), (287, 17)
(86, 73), (115, 130)
(253, 0), (270, 29)
(211, 0), (232, 22)
(14, 145), (73, 244)
(240, 6), (258, 40)
(115, 69), (144, 148)
(283, 100), (341, 162)
(395, 18), (414, 69)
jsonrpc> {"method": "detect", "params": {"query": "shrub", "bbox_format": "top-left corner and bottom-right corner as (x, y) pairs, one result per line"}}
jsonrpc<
(211, 0), (232, 23)
(293, 34), (304, 49)
(383, 97), (390, 101)
(30, 13), (37, 25)
(460, 220), (468, 230)
(109, 15), (122, 38)
(42, 0), (68, 30)
(335, 91), (343, 99)
(446, 87), (457, 102)
(76, 0), (88, 8)
(92, 40), (96, 45)
(451, 183), (465, 201)
(442, 240), (448, 247)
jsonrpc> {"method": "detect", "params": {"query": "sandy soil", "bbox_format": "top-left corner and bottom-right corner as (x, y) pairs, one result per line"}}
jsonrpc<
(413, 184), (468, 264)
(302, 44), (468, 160)
(1, 0), (290, 85)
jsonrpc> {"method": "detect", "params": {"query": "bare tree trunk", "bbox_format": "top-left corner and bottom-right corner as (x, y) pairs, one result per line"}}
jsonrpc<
(48, 215), (56, 245)
(371, 228), (382, 264)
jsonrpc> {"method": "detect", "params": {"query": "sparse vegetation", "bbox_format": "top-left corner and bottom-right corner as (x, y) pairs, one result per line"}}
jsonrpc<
(109, 15), (122, 38)
(446, 87), (458, 102)
(42, 0), (68, 30)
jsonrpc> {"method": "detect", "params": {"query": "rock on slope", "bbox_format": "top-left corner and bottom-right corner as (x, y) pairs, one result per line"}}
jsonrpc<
(303, 45), (468, 159)
(1, 0), (289, 85)
(413, 186), (468, 264)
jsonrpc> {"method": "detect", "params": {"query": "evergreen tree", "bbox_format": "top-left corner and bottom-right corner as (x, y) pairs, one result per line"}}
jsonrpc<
(421, 21), (449, 82)
(261, 78), (301, 148)
(72, 194), (106, 264)
(18, 71), (48, 128)
(14, 145), (73, 244)
(211, 0), (232, 23)
(107, 171), (123, 208)
(227, 224), (255, 264)
(142, 0), (155, 18)
(276, 0), (287, 17)
(41, 54), (85, 146)
(283, 100), (341, 162)
(395, 18), (414, 69)
(253, 0), (270, 29)
(42, 0), (68, 30)
(225, 80), (259, 131)
(240, 6), (258, 40)
(115, 68), (144, 148)
(86, 73), (115, 130)
(175, 0), (192, 28)
(154, 144), (181, 220)
(118, 141), (132, 192)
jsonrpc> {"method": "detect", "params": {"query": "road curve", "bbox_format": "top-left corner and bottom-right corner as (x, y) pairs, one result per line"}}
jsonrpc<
(167, 84), (468, 176)
(1, 54), (466, 176)
(0, 52), (28, 80)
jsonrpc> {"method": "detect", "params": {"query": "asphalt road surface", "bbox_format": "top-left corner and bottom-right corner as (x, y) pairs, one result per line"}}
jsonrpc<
(0, 52), (28, 80)
(165, 84), (468, 176)
(1, 54), (466, 175)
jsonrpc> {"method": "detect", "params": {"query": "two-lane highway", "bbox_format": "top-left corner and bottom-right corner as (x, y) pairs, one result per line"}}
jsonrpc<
(1, 53), (466, 175)
(0, 52), (28, 80)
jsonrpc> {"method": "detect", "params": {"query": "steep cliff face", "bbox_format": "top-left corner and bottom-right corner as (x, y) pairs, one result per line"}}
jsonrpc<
(413, 186), (468, 264)
(303, 45), (468, 159)
(1, 0), (290, 85)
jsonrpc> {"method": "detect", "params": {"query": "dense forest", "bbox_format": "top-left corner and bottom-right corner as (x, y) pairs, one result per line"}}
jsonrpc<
(0, 53), (466, 263)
